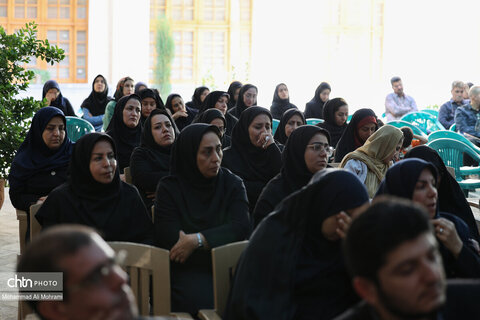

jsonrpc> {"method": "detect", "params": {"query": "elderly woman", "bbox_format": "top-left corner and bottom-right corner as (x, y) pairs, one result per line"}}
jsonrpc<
(154, 124), (250, 315)
(340, 125), (404, 197)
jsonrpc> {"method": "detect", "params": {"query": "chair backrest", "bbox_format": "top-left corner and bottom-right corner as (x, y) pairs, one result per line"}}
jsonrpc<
(16, 209), (28, 254)
(306, 118), (324, 126)
(29, 203), (42, 242)
(124, 166), (132, 184)
(66, 116), (95, 142)
(108, 241), (171, 316)
(427, 138), (480, 180)
(450, 123), (457, 132)
(211, 240), (249, 317)
(446, 166), (456, 178)
(401, 111), (445, 134)
(421, 109), (439, 118)
(386, 120), (427, 137)
(272, 119), (280, 135)
(428, 130), (480, 154)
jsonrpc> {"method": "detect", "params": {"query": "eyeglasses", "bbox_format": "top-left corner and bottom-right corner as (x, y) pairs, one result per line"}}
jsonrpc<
(306, 143), (334, 157)
(68, 250), (127, 294)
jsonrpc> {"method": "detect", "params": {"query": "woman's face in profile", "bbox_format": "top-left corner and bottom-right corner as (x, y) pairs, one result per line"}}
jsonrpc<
(42, 116), (65, 150)
(89, 139), (117, 184)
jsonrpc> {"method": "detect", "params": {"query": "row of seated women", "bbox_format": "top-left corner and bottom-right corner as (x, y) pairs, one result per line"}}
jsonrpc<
(9, 98), (480, 318)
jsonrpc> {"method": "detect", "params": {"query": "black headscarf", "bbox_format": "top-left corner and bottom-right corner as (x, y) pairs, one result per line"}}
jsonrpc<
(195, 108), (231, 148)
(405, 146), (480, 241)
(134, 81), (147, 95)
(42, 80), (75, 116)
(36, 132), (153, 243)
(141, 108), (177, 154)
(113, 76), (134, 101)
(226, 106), (280, 182)
(195, 91), (237, 136)
(273, 108), (306, 144)
(304, 82), (331, 119)
(139, 88), (165, 124)
(9, 107), (73, 185)
(80, 74), (113, 116)
(228, 84), (257, 119)
(225, 169), (369, 320)
(270, 83), (298, 120)
(317, 97), (348, 147)
(227, 81), (242, 110)
(186, 86), (209, 110)
(106, 94), (142, 171)
(334, 108), (378, 162)
(165, 93), (195, 131)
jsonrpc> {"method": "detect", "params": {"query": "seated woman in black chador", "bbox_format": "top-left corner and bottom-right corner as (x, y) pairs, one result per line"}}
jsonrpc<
(225, 169), (370, 320)
(165, 93), (195, 131)
(273, 108), (306, 145)
(227, 81), (242, 110)
(42, 80), (76, 116)
(253, 125), (331, 228)
(304, 82), (331, 119)
(375, 158), (480, 278)
(106, 94), (142, 173)
(334, 108), (378, 162)
(317, 97), (349, 148)
(139, 87), (165, 126)
(154, 124), (250, 315)
(405, 145), (480, 242)
(195, 90), (237, 136)
(186, 86), (209, 114)
(36, 132), (153, 244)
(9, 107), (73, 229)
(228, 84), (258, 119)
(222, 106), (282, 214)
(270, 83), (298, 120)
(130, 109), (177, 208)
(195, 108), (231, 148)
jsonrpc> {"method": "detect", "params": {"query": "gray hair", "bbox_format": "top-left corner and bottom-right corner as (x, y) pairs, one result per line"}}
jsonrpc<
(469, 86), (480, 98)
(452, 80), (465, 90)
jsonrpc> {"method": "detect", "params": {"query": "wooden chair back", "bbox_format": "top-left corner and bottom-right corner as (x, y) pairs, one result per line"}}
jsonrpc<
(108, 241), (171, 316)
(16, 209), (28, 255)
(29, 203), (42, 242)
(124, 166), (132, 184)
(211, 241), (249, 317)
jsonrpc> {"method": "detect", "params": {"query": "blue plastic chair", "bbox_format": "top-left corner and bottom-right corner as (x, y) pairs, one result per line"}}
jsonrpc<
(66, 116), (95, 142)
(427, 138), (480, 192)
(272, 119), (280, 135)
(306, 118), (324, 126)
(386, 120), (427, 138)
(450, 123), (457, 132)
(421, 109), (439, 118)
(401, 111), (445, 134)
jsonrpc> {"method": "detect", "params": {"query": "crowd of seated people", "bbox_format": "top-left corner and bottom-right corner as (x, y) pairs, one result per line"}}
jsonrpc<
(10, 77), (480, 319)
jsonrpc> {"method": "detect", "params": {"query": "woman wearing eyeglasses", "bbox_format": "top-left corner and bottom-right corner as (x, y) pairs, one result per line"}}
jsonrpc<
(340, 125), (404, 198)
(222, 106), (282, 215)
(253, 125), (332, 228)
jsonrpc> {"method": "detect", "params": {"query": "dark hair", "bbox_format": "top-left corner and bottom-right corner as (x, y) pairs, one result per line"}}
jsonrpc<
(400, 126), (414, 148)
(343, 196), (432, 282)
(467, 82), (474, 88)
(17, 225), (99, 312)
(314, 126), (332, 145)
(390, 76), (402, 85)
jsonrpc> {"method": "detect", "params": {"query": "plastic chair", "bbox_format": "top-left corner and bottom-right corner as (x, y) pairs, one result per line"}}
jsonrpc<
(272, 119), (280, 135)
(428, 130), (480, 154)
(427, 138), (480, 192)
(198, 241), (249, 320)
(421, 109), (439, 118)
(386, 120), (427, 138)
(306, 118), (324, 126)
(401, 111), (445, 134)
(66, 116), (95, 142)
(108, 242), (193, 318)
(450, 123), (457, 132)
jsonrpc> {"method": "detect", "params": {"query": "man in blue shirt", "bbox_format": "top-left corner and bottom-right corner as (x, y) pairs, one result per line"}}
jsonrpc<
(455, 86), (480, 139)
(439, 81), (467, 129)
(385, 76), (417, 121)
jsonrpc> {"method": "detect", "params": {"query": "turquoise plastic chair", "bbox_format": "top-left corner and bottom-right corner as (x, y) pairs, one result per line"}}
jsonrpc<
(427, 138), (480, 192)
(450, 123), (457, 132)
(306, 118), (324, 126)
(66, 116), (95, 142)
(400, 111), (445, 134)
(428, 130), (480, 153)
(347, 114), (352, 123)
(421, 109), (439, 118)
(272, 119), (280, 135)
(386, 120), (427, 138)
